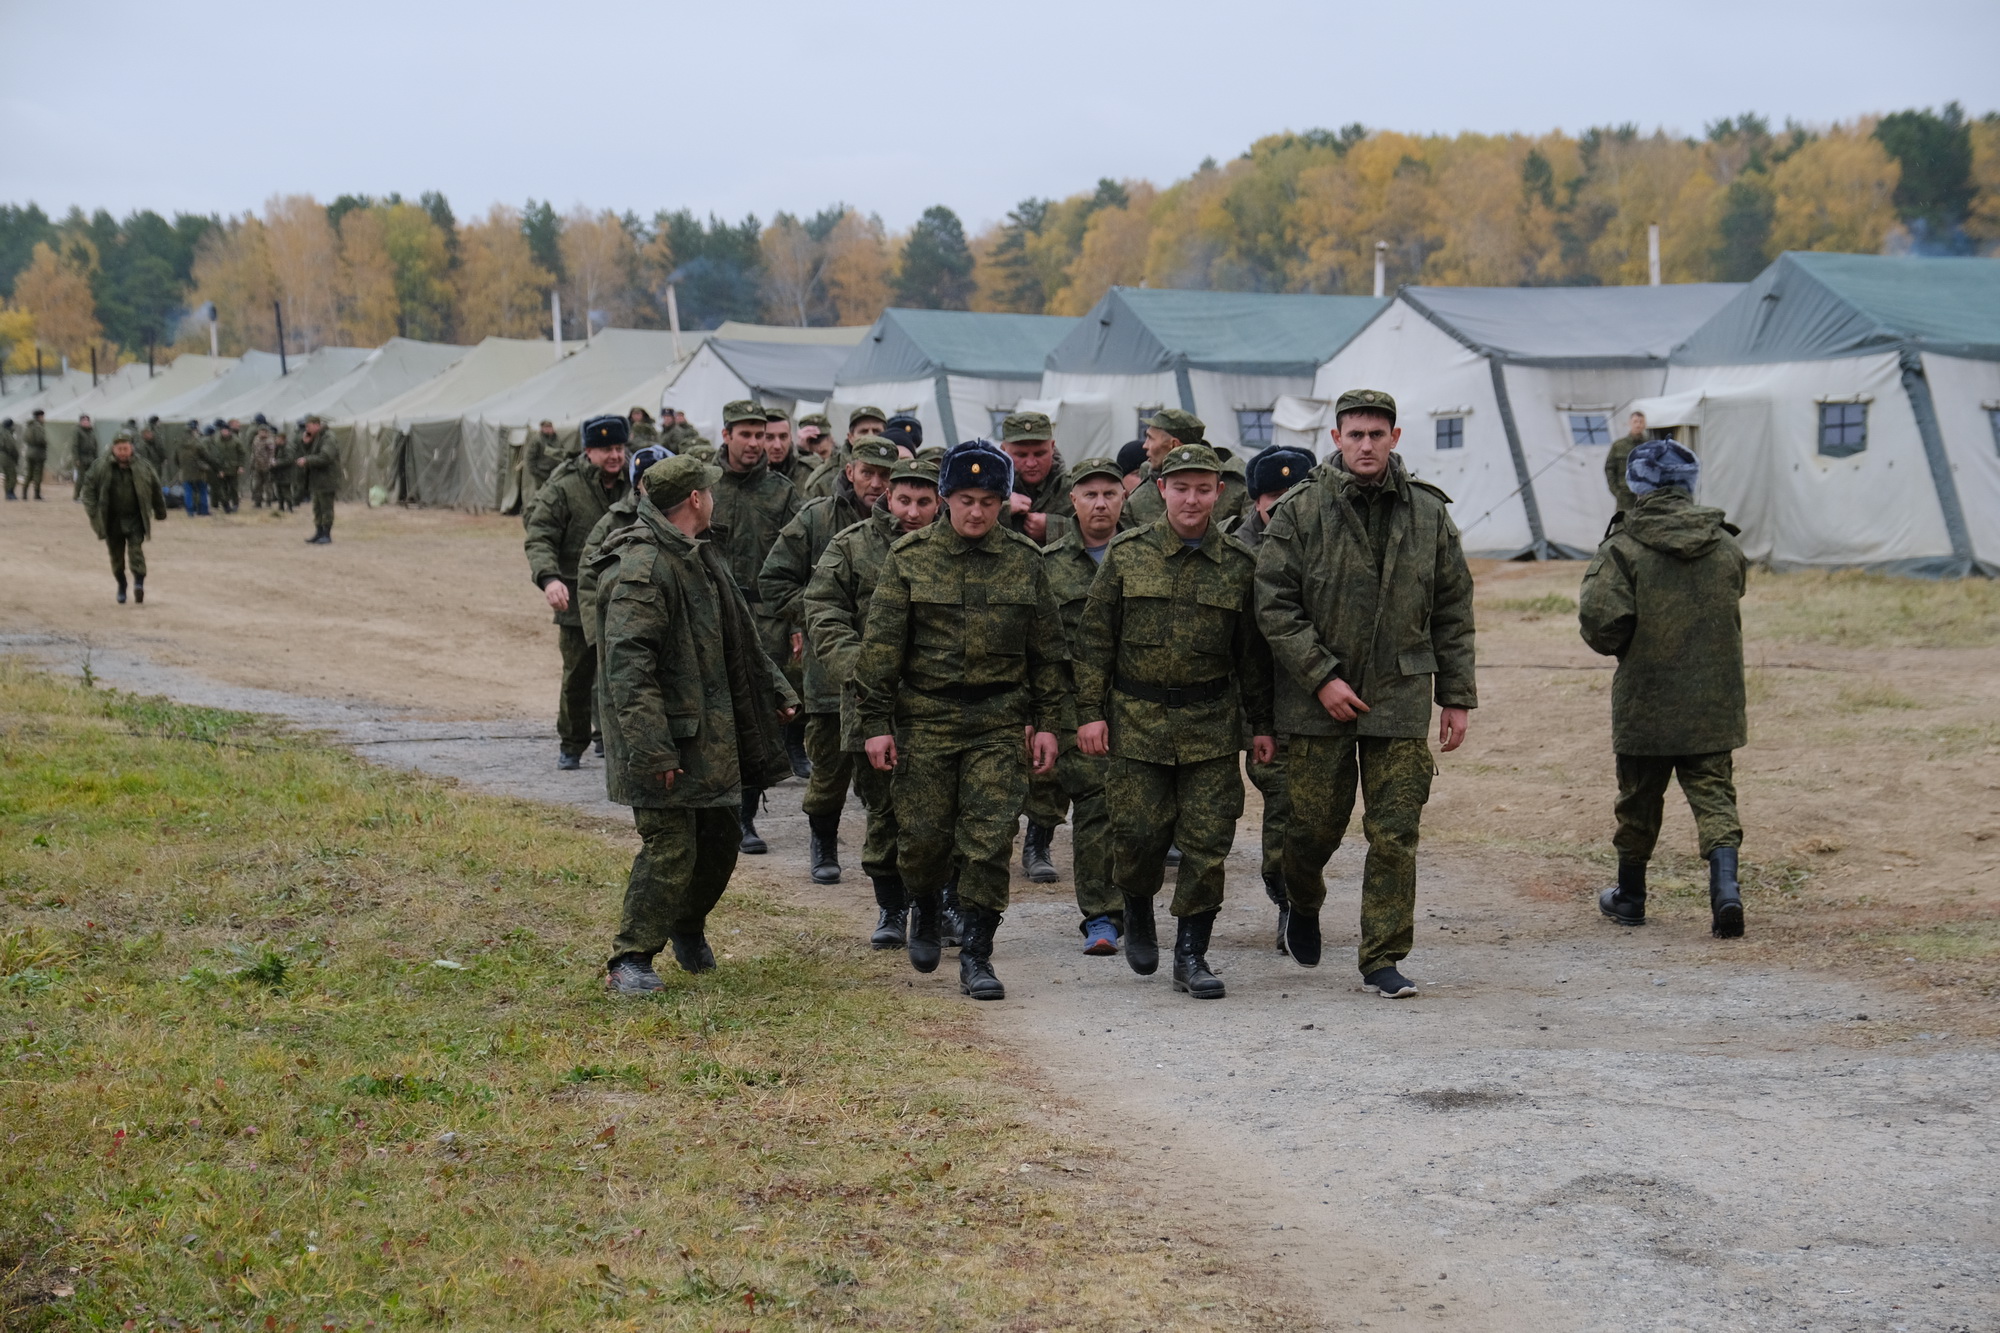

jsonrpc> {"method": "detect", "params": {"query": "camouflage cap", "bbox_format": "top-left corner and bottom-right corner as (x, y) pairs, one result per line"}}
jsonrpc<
(762, 407), (791, 424)
(848, 435), (899, 470)
(847, 405), (888, 428)
(798, 412), (831, 431)
(643, 454), (723, 511)
(913, 443), (948, 464)
(1146, 408), (1205, 443)
(890, 457), (940, 486)
(1067, 455), (1124, 487)
(303, 414), (324, 426)
(1157, 442), (1224, 476)
(999, 410), (1054, 444)
(722, 399), (767, 427)
(1333, 388), (1397, 423)
(112, 425), (134, 443)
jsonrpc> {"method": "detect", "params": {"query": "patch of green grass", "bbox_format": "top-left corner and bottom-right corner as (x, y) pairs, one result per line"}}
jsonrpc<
(1491, 593), (1578, 617)
(1877, 921), (2000, 963)
(1746, 568), (2000, 649)
(1835, 680), (1922, 712)
(0, 662), (1284, 1332)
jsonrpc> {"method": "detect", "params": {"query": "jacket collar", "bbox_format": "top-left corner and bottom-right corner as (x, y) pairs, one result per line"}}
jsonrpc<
(1143, 513), (1224, 562)
(940, 522), (1006, 555)
(636, 495), (701, 554)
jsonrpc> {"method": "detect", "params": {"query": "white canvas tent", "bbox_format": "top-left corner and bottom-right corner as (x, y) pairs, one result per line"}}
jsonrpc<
(1635, 252), (2000, 576)
(47, 355), (232, 425)
(830, 309), (1078, 449)
(668, 336), (860, 439)
(345, 337), (555, 505)
(1309, 283), (1741, 558)
(288, 339), (470, 422)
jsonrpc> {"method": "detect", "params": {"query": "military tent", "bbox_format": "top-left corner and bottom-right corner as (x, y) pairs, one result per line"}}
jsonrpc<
(669, 337), (862, 439)
(203, 347), (379, 425)
(287, 339), (470, 422)
(831, 309), (1078, 449)
(41, 355), (238, 470)
(345, 337), (556, 505)
(1308, 283), (1741, 558)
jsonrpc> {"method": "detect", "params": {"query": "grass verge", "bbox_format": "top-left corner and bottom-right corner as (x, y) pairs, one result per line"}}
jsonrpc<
(0, 663), (1284, 1331)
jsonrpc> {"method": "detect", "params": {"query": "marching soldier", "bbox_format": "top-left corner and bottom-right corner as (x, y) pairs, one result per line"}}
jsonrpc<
(249, 419), (278, 508)
(1256, 389), (1476, 999)
(1581, 439), (1747, 938)
(23, 410), (48, 500)
(71, 414), (100, 499)
(856, 440), (1067, 1000)
(213, 420), (246, 513)
(80, 428), (167, 604)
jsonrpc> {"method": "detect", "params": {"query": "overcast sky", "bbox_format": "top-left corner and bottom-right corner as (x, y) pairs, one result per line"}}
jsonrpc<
(4, 0), (1994, 234)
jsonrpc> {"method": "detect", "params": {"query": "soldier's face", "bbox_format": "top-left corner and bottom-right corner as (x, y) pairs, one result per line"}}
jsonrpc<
(946, 489), (1003, 539)
(1143, 427), (1177, 468)
(80, 417), (91, 428)
(1070, 477), (1124, 543)
(111, 441), (133, 462)
(724, 424), (767, 472)
(1002, 439), (1055, 486)
(1333, 413), (1399, 481)
(848, 419), (884, 444)
(1255, 487), (1292, 522)
(1159, 471), (1220, 539)
(888, 482), (938, 532)
(1629, 413), (1647, 436)
(849, 462), (893, 508)
(586, 444), (626, 476)
(764, 423), (792, 461)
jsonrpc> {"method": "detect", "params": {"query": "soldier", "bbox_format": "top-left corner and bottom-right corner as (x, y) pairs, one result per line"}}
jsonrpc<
(1035, 455), (1131, 953)
(627, 407), (662, 451)
(1074, 443), (1273, 999)
(803, 456), (941, 947)
(763, 409), (816, 488)
(80, 428), (167, 604)
(1212, 447), (1251, 527)
(856, 440), (1067, 1000)
(177, 425), (213, 517)
(593, 454), (800, 993)
(526, 415), (631, 771)
(212, 420), (246, 513)
(138, 418), (167, 479)
(710, 399), (801, 852)
(1115, 438), (1146, 497)
(1, 418), (18, 499)
(523, 420), (564, 516)
(802, 405), (887, 500)
(1256, 389), (1477, 999)
(797, 412), (835, 468)
(999, 410), (1072, 544)
(1604, 410), (1649, 515)
(294, 415), (340, 543)
(23, 410), (48, 500)
(71, 414), (100, 499)
(1124, 410), (1204, 526)
(578, 443), (670, 650)
(1581, 440), (1747, 938)
(759, 435), (900, 884)
(249, 418), (278, 508)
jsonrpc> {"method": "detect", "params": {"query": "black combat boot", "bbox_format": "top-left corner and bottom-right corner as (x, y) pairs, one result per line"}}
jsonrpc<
(939, 874), (965, 949)
(870, 875), (908, 950)
(1021, 822), (1059, 883)
(1263, 869), (1290, 954)
(132, 575), (143, 605)
(1708, 847), (1744, 938)
(785, 719), (811, 780)
(957, 903), (1006, 1001)
(738, 789), (767, 854)
(667, 927), (716, 973)
(1285, 902), (1322, 967)
(115, 574), (127, 604)
(1172, 911), (1226, 999)
(1599, 860), (1647, 926)
(907, 890), (942, 973)
(808, 812), (842, 884)
(1122, 892), (1159, 975)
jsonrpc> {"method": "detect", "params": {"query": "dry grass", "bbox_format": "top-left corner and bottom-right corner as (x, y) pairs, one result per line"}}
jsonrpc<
(1743, 567), (2000, 649)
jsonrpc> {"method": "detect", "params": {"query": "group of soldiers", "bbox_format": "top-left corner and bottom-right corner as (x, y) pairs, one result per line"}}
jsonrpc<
(521, 389), (1750, 1003)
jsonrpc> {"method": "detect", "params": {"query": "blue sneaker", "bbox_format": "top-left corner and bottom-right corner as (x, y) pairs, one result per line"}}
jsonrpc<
(1081, 916), (1120, 955)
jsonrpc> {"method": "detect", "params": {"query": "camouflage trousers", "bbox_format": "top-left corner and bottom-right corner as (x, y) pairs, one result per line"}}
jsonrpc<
(1108, 753), (1244, 919)
(214, 473), (239, 510)
(853, 754), (899, 882)
(556, 624), (597, 757)
(1246, 737), (1291, 883)
(1282, 734), (1434, 978)
(1027, 747), (1119, 923)
(1614, 751), (1742, 861)
(3, 459), (14, 493)
(24, 457), (44, 493)
(611, 804), (740, 963)
(894, 741), (1028, 913)
(311, 487), (334, 532)
(104, 532), (147, 580)
(801, 713), (858, 817)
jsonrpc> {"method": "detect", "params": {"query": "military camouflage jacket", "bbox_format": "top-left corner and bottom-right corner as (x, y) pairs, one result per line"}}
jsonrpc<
(211, 431), (245, 473)
(578, 492), (643, 649)
(854, 521), (1069, 752)
(593, 500), (798, 810)
(771, 448), (817, 488)
(708, 455), (799, 614)
(1007, 462), (1075, 536)
(297, 427), (341, 493)
(72, 425), (99, 472)
(524, 430), (565, 489)
(1604, 434), (1643, 515)
(1041, 529), (1114, 749)
(22, 420), (47, 462)
(1255, 454), (1477, 740)
(800, 446), (848, 501)
(525, 456), (629, 627)
(803, 507), (904, 749)
(1579, 487), (1747, 756)
(758, 476), (870, 713)
(0, 425), (18, 466)
(1074, 518), (1272, 764)
(249, 429), (278, 471)
(176, 433), (213, 479)
(81, 455), (166, 541)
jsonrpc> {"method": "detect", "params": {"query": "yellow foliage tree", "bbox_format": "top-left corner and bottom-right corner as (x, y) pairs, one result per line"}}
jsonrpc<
(1050, 184), (1156, 315)
(188, 217), (276, 355)
(760, 215), (824, 327)
(264, 194), (341, 352)
(336, 208), (401, 347)
(821, 210), (893, 326)
(0, 305), (35, 375)
(558, 208), (635, 338)
(1962, 117), (2000, 246)
(12, 241), (102, 367)
(1769, 129), (1901, 254)
(382, 204), (454, 342)
(455, 205), (553, 340)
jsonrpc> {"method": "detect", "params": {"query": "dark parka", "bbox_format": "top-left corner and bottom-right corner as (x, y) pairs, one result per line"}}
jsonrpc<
(23, 418), (49, 463)
(1255, 454), (1477, 739)
(298, 426), (341, 495)
(708, 454), (799, 610)
(757, 474), (870, 714)
(72, 423), (100, 476)
(0, 423), (19, 471)
(1578, 487), (1748, 756)
(81, 453), (168, 540)
(577, 491), (643, 650)
(802, 506), (905, 750)
(524, 456), (629, 627)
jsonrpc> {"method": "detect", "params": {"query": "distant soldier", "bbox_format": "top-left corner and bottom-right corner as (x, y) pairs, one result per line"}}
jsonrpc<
(1212, 447), (1251, 528)
(1581, 440), (1747, 938)
(627, 406), (662, 451)
(249, 419), (280, 508)
(138, 418), (167, 476)
(177, 425), (213, 516)
(804, 456), (941, 948)
(1256, 389), (1476, 1000)
(525, 415), (631, 771)
(1604, 410), (1649, 515)
(212, 421), (246, 513)
(524, 420), (564, 500)
(763, 409), (816, 488)
(80, 428), (167, 604)
(796, 412), (836, 468)
(709, 400), (801, 851)
(1033, 455), (1130, 953)
(22, 410), (48, 500)
(0, 418), (18, 499)
(802, 405), (887, 500)
(576, 444), (670, 658)
(592, 454), (800, 994)
(1075, 442), (1273, 999)
(293, 415), (340, 543)
(71, 414), (100, 499)
(856, 441), (1067, 1000)
(999, 410), (1072, 544)
(759, 435), (901, 884)
(1124, 409), (1205, 527)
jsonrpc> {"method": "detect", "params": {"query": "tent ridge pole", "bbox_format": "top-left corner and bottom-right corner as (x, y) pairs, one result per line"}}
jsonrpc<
(1898, 344), (1977, 574)
(1487, 358), (1551, 559)
(932, 371), (960, 445)
(1173, 355), (1196, 414)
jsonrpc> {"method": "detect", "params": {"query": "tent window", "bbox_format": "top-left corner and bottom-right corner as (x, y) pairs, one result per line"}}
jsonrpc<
(989, 409), (1011, 435)
(1136, 406), (1163, 436)
(1567, 413), (1612, 446)
(1236, 409), (1275, 445)
(1987, 408), (2000, 458)
(1435, 416), (1465, 450)
(1819, 402), (1868, 457)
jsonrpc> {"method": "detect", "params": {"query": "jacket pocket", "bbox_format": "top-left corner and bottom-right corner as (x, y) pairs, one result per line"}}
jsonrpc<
(1192, 585), (1243, 655)
(1397, 649), (1437, 677)
(982, 589), (1037, 656)
(669, 714), (701, 739)
(1121, 575), (1173, 646)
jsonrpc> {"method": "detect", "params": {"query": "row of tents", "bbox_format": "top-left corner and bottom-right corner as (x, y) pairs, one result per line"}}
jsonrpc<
(7, 251), (1997, 573)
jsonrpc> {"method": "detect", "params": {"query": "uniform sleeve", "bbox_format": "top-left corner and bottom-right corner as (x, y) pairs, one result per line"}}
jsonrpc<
(853, 547), (912, 738)
(1026, 558), (1072, 735)
(600, 555), (681, 777)
(1429, 512), (1479, 710)
(148, 466), (168, 520)
(1577, 544), (1636, 659)
(1236, 574), (1276, 733)
(1072, 547), (1121, 728)
(758, 507), (816, 626)
(803, 541), (865, 685)
(1254, 502), (1344, 696)
(522, 485), (568, 589)
(80, 462), (104, 539)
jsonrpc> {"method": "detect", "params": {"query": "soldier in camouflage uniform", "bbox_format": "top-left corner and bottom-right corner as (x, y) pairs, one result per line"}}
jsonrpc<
(1075, 442), (1273, 999)
(803, 456), (941, 948)
(522, 420), (564, 522)
(177, 426), (213, 516)
(627, 407), (663, 451)
(801, 405), (887, 501)
(71, 415), (100, 499)
(1123, 409), (1200, 527)
(212, 421), (246, 513)
(592, 454), (800, 994)
(856, 440), (1067, 1000)
(796, 412), (836, 470)
(576, 443), (671, 653)
(709, 399), (800, 851)
(763, 409), (817, 488)
(248, 419), (279, 508)
(1603, 411), (1649, 516)
(1580, 440), (1748, 939)
(759, 436), (900, 884)
(80, 428), (167, 604)
(294, 415), (341, 542)
(999, 409), (1073, 545)
(1256, 389), (1476, 999)
(1034, 456), (1131, 952)
(1, 418), (19, 499)
(23, 410), (49, 500)
(526, 415), (631, 770)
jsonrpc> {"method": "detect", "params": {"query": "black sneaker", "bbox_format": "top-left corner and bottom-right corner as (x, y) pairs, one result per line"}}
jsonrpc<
(605, 956), (664, 995)
(557, 750), (582, 771)
(1362, 966), (1417, 998)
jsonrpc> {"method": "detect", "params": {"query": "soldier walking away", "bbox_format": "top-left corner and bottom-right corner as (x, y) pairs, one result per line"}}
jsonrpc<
(759, 435), (901, 885)
(1036, 456), (1133, 954)
(709, 400), (801, 852)
(295, 415), (340, 543)
(177, 424), (213, 516)
(71, 415), (100, 499)
(1075, 443), (1273, 998)
(804, 456), (941, 948)
(856, 440), (1067, 1000)
(212, 420), (246, 513)
(80, 428), (167, 604)
(526, 415), (630, 771)
(1604, 410), (1650, 516)
(1581, 440), (1748, 938)
(1256, 389), (1477, 999)
(592, 454), (800, 994)
(0, 418), (19, 499)
(23, 410), (48, 499)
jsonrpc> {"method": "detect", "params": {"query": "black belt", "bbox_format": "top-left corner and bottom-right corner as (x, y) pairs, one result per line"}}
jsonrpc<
(1114, 675), (1230, 707)
(910, 680), (1021, 704)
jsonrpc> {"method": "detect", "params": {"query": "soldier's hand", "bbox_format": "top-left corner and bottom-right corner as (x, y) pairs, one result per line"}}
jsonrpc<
(1316, 677), (1369, 722)
(657, 770), (678, 789)
(1251, 734), (1276, 764)
(1077, 720), (1110, 756)
(543, 581), (571, 612)
(865, 734), (897, 772)
(777, 705), (797, 724)
(1030, 730), (1059, 775)
(1021, 511), (1048, 542)
(790, 631), (803, 660)
(1008, 492), (1032, 515)
(1438, 707), (1469, 753)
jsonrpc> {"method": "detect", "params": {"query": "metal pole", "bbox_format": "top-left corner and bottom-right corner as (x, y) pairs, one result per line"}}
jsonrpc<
(36, 346), (44, 390)
(666, 283), (684, 363)
(208, 307), (220, 359)
(1373, 241), (1387, 298)
(90, 345), (98, 387)
(273, 301), (288, 375)
(551, 291), (563, 361)
(147, 339), (154, 377)
(1648, 224), (1662, 286)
